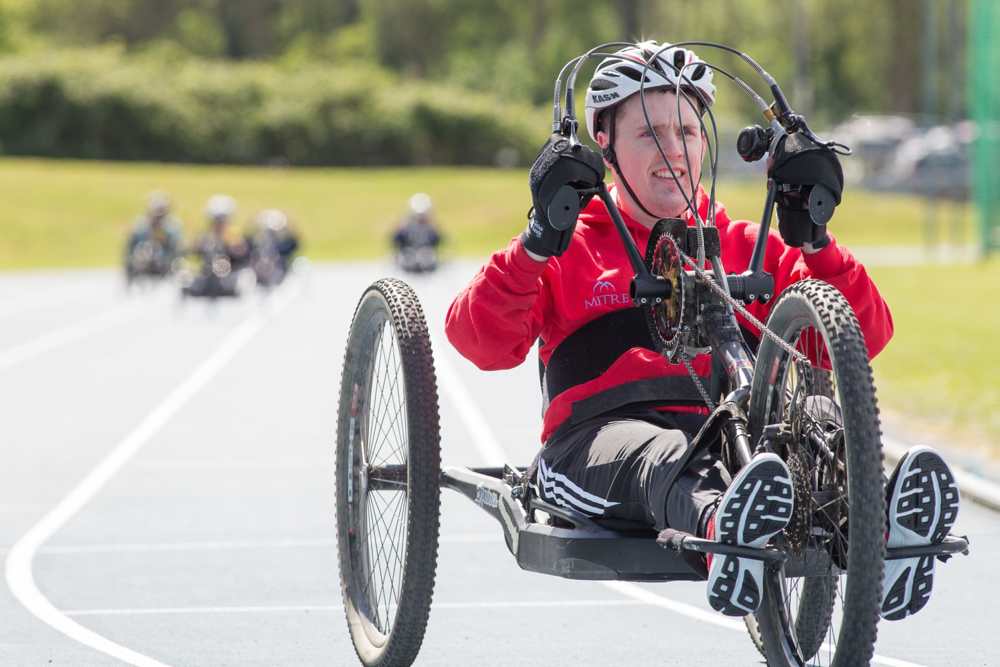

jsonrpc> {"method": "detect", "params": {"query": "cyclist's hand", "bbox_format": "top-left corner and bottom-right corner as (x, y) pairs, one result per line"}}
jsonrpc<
(522, 133), (605, 258)
(776, 188), (830, 252)
(770, 133), (843, 253)
(521, 209), (573, 259)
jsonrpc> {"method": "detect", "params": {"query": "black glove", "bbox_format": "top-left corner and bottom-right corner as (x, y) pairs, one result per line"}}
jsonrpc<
(521, 132), (605, 258)
(775, 186), (831, 249)
(769, 132), (844, 250)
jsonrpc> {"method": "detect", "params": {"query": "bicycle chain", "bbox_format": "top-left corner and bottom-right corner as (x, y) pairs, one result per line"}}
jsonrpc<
(661, 244), (811, 412)
(680, 353), (716, 410)
(675, 246), (809, 365)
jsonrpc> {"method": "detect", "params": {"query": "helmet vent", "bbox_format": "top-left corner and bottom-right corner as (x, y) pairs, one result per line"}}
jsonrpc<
(590, 78), (616, 91)
(692, 63), (706, 80)
(672, 50), (686, 71)
(616, 65), (648, 83)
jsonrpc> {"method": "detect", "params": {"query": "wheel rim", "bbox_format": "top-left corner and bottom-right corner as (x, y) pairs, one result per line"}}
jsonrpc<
(350, 316), (410, 645)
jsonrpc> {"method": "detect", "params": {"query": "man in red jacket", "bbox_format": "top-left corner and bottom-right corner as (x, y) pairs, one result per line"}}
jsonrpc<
(446, 41), (958, 621)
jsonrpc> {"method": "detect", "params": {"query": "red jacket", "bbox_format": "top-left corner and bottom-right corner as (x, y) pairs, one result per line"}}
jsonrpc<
(445, 186), (893, 443)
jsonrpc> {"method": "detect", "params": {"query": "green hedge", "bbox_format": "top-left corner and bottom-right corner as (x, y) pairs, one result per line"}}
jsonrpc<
(0, 49), (547, 165)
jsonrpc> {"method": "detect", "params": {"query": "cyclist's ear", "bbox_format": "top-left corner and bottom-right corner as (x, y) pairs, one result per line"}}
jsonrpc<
(595, 129), (609, 151)
(595, 130), (615, 166)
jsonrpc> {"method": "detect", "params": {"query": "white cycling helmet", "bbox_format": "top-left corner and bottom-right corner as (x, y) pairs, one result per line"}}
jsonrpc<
(256, 208), (288, 232)
(408, 192), (433, 216)
(205, 194), (236, 222)
(584, 40), (716, 144)
(147, 191), (171, 217)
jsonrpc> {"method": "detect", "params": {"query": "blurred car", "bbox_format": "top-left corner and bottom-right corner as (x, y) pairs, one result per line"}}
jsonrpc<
(824, 114), (917, 187)
(880, 122), (973, 200)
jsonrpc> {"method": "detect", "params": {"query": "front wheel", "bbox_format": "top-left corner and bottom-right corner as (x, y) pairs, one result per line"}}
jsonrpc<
(335, 278), (442, 666)
(748, 280), (885, 667)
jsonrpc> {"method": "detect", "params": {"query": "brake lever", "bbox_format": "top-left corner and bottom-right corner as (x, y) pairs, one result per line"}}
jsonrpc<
(782, 114), (853, 156)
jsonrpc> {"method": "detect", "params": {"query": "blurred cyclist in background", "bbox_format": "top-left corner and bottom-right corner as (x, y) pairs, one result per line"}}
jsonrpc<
(392, 192), (442, 273)
(248, 208), (300, 287)
(181, 194), (249, 298)
(192, 194), (249, 265)
(124, 191), (183, 285)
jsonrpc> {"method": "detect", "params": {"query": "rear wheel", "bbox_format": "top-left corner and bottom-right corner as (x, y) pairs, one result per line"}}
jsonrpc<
(335, 278), (441, 666)
(748, 280), (885, 666)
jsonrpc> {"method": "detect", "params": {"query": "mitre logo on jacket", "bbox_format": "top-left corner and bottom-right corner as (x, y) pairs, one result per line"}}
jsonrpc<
(584, 279), (630, 309)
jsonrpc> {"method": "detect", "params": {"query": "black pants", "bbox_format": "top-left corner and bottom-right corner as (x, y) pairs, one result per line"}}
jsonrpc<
(536, 407), (729, 536)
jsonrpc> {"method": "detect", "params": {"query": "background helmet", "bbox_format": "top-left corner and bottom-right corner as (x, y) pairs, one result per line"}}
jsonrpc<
(147, 191), (171, 217)
(408, 192), (433, 217)
(256, 208), (288, 232)
(584, 40), (716, 143)
(205, 194), (236, 222)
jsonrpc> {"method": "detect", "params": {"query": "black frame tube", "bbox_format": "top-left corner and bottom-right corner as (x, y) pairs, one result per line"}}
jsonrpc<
(749, 179), (778, 273)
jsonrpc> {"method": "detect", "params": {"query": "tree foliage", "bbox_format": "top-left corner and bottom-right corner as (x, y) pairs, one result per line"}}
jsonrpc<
(0, 0), (972, 131)
(0, 48), (545, 165)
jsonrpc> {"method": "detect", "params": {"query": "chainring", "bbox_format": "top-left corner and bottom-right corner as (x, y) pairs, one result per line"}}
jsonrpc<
(645, 233), (688, 359)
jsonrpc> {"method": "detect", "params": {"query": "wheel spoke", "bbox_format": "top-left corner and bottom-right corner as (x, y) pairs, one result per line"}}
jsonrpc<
(369, 327), (408, 468)
(366, 326), (391, 462)
(367, 329), (395, 464)
(367, 493), (398, 632)
(366, 490), (408, 609)
(383, 334), (409, 462)
(370, 325), (403, 465)
(369, 490), (408, 629)
(370, 491), (407, 571)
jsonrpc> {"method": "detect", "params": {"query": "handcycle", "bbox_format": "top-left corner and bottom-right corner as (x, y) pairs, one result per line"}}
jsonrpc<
(124, 239), (180, 288)
(334, 41), (970, 666)
(179, 238), (244, 299)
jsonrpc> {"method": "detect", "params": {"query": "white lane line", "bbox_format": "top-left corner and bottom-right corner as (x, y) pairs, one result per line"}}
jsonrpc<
(36, 533), (499, 555)
(133, 458), (328, 470)
(0, 303), (137, 372)
(866, 657), (929, 667)
(64, 599), (645, 617)
(601, 581), (745, 630)
(432, 334), (929, 667)
(5, 285), (298, 667)
(434, 351), (506, 466)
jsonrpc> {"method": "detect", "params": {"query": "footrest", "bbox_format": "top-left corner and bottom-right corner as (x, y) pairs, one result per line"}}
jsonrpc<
(885, 534), (970, 562)
(656, 528), (787, 563)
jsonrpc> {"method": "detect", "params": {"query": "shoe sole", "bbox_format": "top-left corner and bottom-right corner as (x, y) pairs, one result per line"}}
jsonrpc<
(881, 446), (959, 620)
(707, 454), (794, 616)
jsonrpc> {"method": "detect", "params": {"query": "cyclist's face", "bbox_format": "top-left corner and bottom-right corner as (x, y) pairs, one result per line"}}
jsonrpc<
(597, 91), (705, 226)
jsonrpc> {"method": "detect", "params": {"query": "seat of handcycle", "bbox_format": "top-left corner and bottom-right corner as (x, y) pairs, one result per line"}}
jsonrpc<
(532, 495), (658, 537)
(518, 490), (707, 582)
(441, 463), (706, 582)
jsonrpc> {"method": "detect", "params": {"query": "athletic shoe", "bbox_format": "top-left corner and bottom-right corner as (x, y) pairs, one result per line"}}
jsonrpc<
(706, 452), (794, 616)
(881, 446), (960, 620)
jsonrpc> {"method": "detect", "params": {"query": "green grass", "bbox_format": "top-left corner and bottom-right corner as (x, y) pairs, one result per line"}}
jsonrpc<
(870, 259), (1000, 456)
(0, 157), (992, 455)
(0, 158), (530, 269)
(0, 157), (974, 269)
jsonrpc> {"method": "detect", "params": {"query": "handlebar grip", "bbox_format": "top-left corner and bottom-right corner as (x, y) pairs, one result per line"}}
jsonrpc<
(726, 271), (774, 305)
